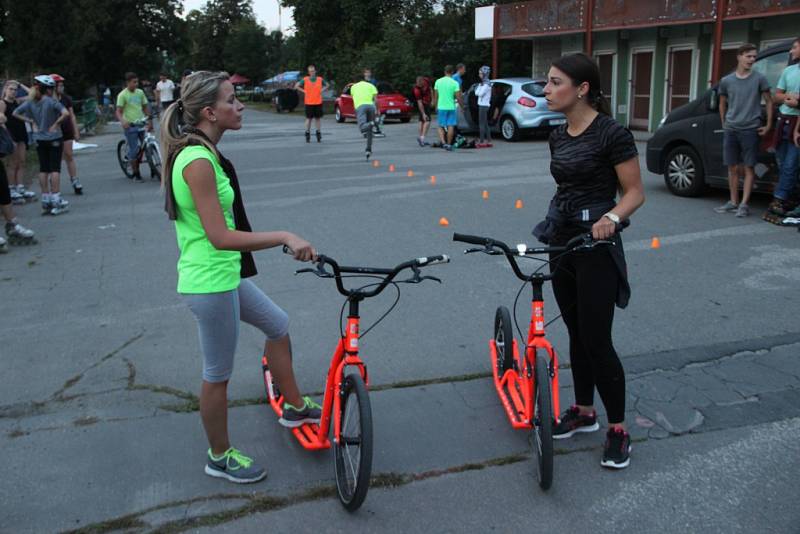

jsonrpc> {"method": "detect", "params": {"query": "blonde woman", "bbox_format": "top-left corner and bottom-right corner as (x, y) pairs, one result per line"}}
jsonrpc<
(0, 80), (36, 203)
(161, 71), (321, 484)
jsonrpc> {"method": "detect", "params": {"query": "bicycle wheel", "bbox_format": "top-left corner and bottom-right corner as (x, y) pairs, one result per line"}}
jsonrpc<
(494, 306), (514, 374)
(532, 352), (554, 490)
(145, 143), (162, 180)
(116, 140), (134, 178)
(333, 373), (373, 511)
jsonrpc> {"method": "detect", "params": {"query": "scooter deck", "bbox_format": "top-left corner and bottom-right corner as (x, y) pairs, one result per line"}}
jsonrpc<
(490, 339), (533, 430)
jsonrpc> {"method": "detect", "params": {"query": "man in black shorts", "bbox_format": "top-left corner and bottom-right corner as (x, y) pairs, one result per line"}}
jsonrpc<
(294, 65), (329, 142)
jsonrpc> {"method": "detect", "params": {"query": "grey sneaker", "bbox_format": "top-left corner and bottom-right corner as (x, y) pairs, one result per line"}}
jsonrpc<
(714, 200), (738, 213)
(279, 396), (322, 428)
(205, 447), (266, 484)
(735, 203), (750, 217)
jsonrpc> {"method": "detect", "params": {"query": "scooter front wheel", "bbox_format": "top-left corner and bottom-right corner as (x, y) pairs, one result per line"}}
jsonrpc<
(333, 373), (373, 511)
(532, 352), (554, 490)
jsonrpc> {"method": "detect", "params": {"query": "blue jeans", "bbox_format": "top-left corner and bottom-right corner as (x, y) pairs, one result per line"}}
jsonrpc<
(124, 126), (143, 161)
(774, 140), (800, 200)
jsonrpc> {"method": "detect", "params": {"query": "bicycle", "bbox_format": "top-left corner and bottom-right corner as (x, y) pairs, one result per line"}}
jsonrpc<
(116, 116), (162, 180)
(453, 231), (612, 490)
(262, 248), (449, 511)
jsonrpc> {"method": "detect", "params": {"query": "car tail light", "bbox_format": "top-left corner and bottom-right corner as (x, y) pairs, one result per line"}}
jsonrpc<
(517, 97), (537, 108)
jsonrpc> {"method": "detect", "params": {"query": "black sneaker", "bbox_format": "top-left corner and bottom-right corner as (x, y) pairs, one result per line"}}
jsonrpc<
(316, 130), (321, 143)
(305, 131), (311, 143)
(553, 405), (600, 439)
(601, 428), (631, 469)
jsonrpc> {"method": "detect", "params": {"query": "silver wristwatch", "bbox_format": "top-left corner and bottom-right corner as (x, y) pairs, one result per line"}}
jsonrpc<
(603, 212), (621, 224)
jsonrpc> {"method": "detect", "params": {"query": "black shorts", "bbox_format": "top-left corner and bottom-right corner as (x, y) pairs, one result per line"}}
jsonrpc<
(36, 139), (63, 173)
(418, 104), (432, 122)
(305, 104), (323, 119)
(0, 160), (10, 205)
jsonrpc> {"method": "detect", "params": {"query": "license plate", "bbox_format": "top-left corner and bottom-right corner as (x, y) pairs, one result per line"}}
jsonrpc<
(386, 109), (400, 114)
(550, 119), (566, 125)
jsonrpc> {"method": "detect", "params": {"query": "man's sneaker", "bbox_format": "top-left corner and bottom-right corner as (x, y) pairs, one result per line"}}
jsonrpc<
(70, 177), (83, 195)
(735, 203), (749, 217)
(316, 130), (322, 143)
(714, 200), (738, 213)
(305, 131), (311, 143)
(417, 137), (425, 147)
(553, 405), (600, 439)
(205, 447), (267, 484)
(601, 428), (631, 469)
(279, 396), (322, 428)
(9, 188), (24, 205)
(133, 174), (144, 183)
(767, 198), (790, 216)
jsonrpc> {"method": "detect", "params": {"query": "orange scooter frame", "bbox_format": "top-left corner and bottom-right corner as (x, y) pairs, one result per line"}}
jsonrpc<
(489, 300), (562, 430)
(261, 316), (367, 451)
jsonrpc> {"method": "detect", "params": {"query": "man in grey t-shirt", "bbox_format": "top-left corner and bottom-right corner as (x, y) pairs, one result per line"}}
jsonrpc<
(716, 43), (773, 217)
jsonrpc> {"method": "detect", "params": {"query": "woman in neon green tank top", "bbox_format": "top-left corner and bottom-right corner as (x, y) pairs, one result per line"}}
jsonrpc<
(161, 71), (321, 484)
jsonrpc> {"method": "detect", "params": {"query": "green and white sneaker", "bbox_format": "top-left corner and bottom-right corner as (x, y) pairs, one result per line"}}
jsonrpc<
(279, 396), (322, 428)
(204, 447), (266, 484)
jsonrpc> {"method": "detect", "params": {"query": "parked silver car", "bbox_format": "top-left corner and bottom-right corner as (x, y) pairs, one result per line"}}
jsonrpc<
(457, 77), (566, 141)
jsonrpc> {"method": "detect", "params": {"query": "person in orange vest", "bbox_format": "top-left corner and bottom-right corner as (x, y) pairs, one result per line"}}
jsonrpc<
(294, 64), (330, 143)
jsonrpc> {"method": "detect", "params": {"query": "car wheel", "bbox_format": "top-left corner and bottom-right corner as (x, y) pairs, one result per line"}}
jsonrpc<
(500, 116), (520, 142)
(335, 106), (344, 123)
(664, 145), (706, 197)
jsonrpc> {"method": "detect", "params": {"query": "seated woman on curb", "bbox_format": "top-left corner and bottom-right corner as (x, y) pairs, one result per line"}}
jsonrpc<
(161, 71), (321, 484)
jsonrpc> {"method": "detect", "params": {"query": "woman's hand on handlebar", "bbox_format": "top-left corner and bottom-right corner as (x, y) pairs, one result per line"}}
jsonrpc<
(283, 234), (317, 262)
(591, 216), (617, 241)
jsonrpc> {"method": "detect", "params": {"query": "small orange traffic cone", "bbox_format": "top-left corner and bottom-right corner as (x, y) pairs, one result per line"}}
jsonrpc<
(407, 170), (414, 177)
(430, 175), (437, 184)
(651, 237), (661, 249)
(482, 190), (489, 199)
(515, 199), (524, 209)
(388, 164), (396, 172)
(372, 160), (380, 168)
(439, 217), (449, 227)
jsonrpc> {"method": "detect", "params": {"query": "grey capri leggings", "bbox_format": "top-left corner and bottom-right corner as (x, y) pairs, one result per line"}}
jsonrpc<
(183, 279), (290, 383)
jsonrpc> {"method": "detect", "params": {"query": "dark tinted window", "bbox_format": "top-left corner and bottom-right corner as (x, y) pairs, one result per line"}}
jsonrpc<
(521, 82), (545, 97)
(377, 82), (396, 94)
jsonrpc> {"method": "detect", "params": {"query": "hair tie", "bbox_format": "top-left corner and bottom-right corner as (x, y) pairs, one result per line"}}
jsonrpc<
(176, 99), (184, 114)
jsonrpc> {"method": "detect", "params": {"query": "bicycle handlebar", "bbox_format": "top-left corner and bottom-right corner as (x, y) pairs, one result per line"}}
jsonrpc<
(453, 232), (612, 282)
(283, 245), (450, 298)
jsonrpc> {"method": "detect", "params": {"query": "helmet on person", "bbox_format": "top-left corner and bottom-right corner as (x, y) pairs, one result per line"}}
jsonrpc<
(50, 74), (65, 83)
(33, 75), (56, 88)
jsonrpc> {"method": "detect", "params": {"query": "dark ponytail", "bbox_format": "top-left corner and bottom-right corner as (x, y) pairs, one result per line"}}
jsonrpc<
(551, 53), (611, 116)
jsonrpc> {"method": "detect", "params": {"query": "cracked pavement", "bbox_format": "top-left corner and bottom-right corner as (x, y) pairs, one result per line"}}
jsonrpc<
(1, 111), (799, 533)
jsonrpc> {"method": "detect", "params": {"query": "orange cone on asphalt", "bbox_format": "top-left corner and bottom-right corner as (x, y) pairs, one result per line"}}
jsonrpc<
(430, 175), (437, 184)
(651, 237), (661, 249)
(482, 190), (489, 199)
(407, 170), (414, 177)
(389, 164), (396, 172)
(439, 217), (450, 227)
(515, 199), (524, 209)
(372, 160), (380, 168)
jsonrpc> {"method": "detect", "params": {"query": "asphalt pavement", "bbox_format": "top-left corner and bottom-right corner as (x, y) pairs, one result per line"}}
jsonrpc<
(1, 110), (798, 533)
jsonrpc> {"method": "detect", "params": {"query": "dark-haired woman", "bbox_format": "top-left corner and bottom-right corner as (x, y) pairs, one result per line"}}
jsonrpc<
(161, 71), (322, 484)
(536, 53), (645, 469)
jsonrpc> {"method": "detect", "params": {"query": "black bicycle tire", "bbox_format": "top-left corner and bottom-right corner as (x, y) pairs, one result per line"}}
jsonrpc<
(494, 306), (514, 373)
(333, 373), (373, 511)
(533, 352), (554, 490)
(145, 143), (161, 180)
(116, 139), (134, 178)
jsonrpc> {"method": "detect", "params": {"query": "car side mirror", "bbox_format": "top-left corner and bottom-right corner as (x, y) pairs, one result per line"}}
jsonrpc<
(708, 89), (718, 111)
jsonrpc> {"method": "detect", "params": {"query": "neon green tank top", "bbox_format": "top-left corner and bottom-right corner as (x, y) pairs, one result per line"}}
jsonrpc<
(172, 145), (240, 294)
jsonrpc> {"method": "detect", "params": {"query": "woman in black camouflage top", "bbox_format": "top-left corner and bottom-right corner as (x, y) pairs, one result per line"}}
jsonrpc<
(538, 53), (645, 469)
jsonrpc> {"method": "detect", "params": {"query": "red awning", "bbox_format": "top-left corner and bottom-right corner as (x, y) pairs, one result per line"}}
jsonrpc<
(229, 73), (251, 85)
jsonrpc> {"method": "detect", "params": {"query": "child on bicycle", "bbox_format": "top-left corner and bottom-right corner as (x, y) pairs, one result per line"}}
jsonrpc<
(538, 53), (644, 469)
(116, 72), (151, 182)
(161, 71), (322, 484)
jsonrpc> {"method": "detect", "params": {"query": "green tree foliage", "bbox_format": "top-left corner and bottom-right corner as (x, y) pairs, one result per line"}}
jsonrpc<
(223, 18), (270, 81)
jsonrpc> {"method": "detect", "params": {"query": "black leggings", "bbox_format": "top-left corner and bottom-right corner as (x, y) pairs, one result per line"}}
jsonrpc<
(550, 246), (626, 423)
(0, 159), (9, 205)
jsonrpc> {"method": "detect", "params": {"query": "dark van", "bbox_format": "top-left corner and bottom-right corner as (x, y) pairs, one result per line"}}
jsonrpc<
(646, 42), (796, 197)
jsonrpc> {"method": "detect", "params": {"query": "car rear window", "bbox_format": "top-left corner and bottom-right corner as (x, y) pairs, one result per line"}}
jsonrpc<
(522, 82), (545, 97)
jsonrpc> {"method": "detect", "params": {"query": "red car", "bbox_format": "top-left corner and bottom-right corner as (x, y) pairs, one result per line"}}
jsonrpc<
(335, 82), (413, 123)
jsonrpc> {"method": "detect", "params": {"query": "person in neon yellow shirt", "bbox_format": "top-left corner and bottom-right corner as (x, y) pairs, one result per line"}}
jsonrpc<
(350, 70), (379, 159)
(160, 71), (321, 484)
(432, 65), (462, 150)
(116, 72), (151, 180)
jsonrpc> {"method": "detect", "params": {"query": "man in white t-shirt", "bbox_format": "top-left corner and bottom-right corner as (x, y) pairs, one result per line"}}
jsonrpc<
(155, 73), (176, 112)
